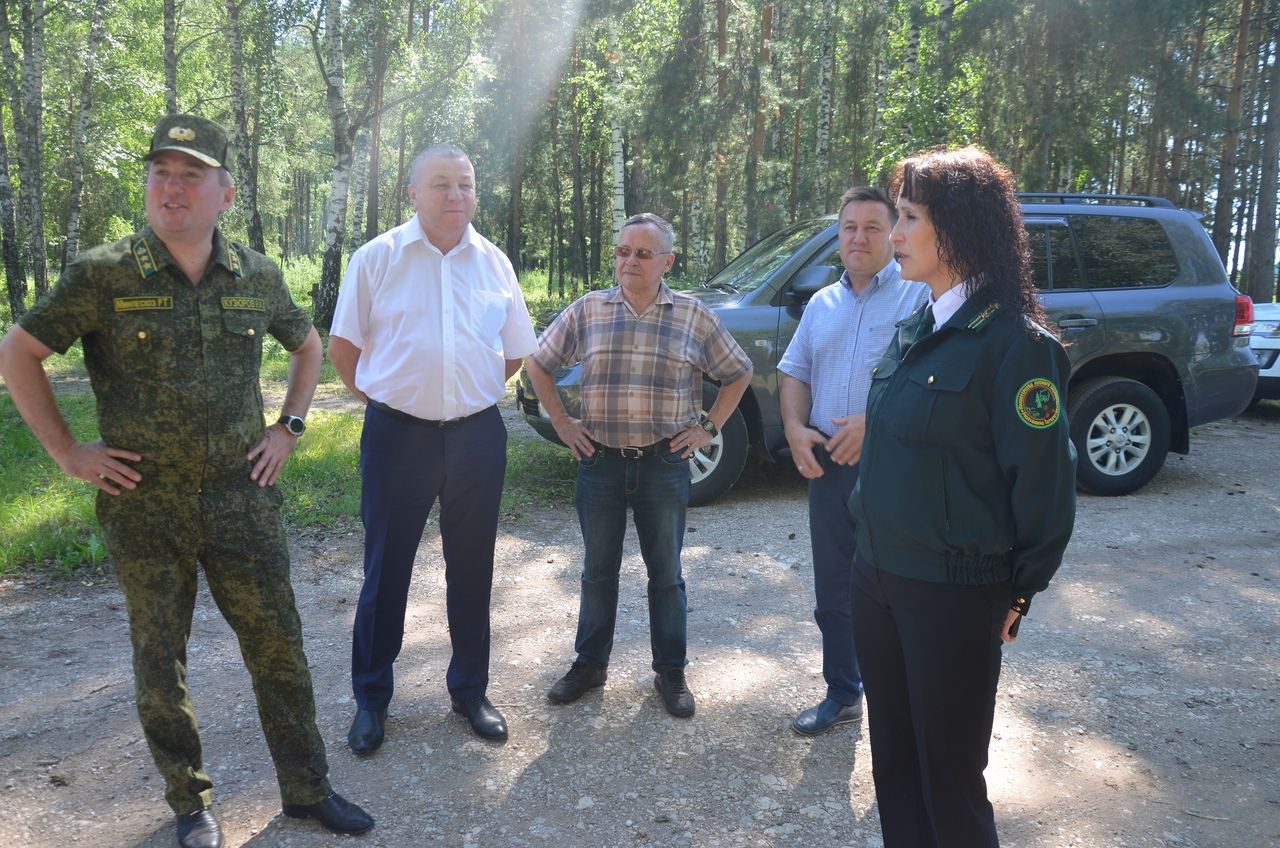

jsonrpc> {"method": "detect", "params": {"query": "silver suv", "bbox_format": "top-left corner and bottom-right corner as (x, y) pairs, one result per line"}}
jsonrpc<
(519, 194), (1258, 503)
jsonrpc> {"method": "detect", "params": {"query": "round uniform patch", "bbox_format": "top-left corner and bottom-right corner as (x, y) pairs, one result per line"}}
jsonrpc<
(1016, 378), (1061, 429)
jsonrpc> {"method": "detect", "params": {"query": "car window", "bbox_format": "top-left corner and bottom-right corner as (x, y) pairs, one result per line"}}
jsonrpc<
(1069, 214), (1179, 288)
(1027, 223), (1083, 291)
(707, 218), (832, 292)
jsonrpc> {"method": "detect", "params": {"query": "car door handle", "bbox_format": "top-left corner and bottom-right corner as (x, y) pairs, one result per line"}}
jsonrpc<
(1057, 318), (1098, 329)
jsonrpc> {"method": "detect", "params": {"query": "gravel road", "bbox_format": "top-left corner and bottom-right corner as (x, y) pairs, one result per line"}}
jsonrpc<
(1, 403), (1277, 848)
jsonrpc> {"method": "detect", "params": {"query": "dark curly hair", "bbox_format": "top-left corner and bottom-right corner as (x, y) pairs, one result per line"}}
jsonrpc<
(888, 146), (1051, 334)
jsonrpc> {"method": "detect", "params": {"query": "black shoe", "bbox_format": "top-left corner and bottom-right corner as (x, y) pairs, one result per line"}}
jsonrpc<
(548, 660), (608, 704)
(653, 669), (695, 718)
(176, 808), (223, 848)
(791, 696), (864, 736)
(347, 707), (387, 755)
(451, 696), (508, 741)
(282, 792), (375, 834)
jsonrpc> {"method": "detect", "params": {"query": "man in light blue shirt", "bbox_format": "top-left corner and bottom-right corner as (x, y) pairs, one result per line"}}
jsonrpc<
(778, 186), (928, 736)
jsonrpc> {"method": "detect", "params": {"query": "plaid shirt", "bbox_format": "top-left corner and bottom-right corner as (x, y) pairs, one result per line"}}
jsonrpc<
(531, 283), (752, 448)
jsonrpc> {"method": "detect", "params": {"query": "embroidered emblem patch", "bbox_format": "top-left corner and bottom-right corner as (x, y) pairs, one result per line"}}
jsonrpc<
(1016, 378), (1061, 429)
(221, 296), (265, 311)
(114, 296), (173, 312)
(168, 126), (196, 142)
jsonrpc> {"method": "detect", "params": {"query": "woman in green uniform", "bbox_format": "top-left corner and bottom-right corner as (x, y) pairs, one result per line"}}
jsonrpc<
(847, 146), (1077, 847)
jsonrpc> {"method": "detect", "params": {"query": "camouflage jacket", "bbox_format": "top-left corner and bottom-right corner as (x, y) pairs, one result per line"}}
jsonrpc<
(20, 226), (312, 487)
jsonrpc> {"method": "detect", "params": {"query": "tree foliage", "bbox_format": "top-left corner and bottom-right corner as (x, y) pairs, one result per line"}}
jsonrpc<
(2, 0), (1278, 318)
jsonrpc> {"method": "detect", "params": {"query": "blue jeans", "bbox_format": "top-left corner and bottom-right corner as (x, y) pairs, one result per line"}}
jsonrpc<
(572, 448), (690, 673)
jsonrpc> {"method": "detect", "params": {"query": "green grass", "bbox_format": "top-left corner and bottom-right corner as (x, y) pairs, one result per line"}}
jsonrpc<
(0, 374), (576, 579)
(0, 392), (109, 577)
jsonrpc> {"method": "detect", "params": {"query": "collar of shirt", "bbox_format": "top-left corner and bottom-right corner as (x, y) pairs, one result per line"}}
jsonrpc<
(603, 280), (675, 317)
(841, 257), (903, 299)
(136, 226), (239, 280)
(931, 281), (972, 330)
(400, 214), (478, 258)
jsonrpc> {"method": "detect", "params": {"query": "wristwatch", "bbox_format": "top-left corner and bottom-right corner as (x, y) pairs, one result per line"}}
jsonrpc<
(278, 414), (306, 437)
(699, 417), (719, 438)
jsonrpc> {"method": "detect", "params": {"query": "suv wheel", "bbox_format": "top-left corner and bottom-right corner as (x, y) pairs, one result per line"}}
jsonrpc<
(687, 402), (748, 507)
(1068, 377), (1171, 496)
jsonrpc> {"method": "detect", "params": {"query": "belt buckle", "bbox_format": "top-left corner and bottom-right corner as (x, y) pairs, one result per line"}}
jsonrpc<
(619, 446), (644, 459)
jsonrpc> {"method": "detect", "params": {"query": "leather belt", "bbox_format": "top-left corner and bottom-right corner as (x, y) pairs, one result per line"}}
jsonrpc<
(368, 398), (493, 429)
(590, 439), (672, 459)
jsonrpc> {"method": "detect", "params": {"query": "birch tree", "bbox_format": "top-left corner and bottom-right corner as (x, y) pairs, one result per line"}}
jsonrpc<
(62, 0), (110, 267)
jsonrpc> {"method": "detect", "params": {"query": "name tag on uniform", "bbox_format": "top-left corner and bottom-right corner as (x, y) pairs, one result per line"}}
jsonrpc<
(114, 296), (173, 311)
(221, 296), (265, 311)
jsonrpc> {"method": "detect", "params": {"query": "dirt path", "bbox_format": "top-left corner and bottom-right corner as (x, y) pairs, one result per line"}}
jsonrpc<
(1, 406), (1277, 848)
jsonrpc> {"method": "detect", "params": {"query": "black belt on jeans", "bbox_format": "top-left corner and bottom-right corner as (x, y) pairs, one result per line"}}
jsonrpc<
(368, 398), (492, 428)
(590, 439), (672, 459)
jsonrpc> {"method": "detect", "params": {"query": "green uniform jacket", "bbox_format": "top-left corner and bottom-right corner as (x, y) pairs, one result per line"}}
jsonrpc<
(847, 294), (1077, 615)
(19, 226), (313, 489)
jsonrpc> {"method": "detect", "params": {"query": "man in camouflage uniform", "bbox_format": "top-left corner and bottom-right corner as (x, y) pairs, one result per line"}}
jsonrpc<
(0, 115), (372, 848)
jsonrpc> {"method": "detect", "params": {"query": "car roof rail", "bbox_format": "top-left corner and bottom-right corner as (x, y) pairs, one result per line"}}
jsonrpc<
(1017, 192), (1176, 208)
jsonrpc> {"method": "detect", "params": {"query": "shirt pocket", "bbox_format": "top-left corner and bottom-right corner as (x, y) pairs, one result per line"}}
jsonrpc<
(470, 289), (509, 345)
(222, 310), (267, 377)
(111, 312), (177, 381)
(901, 363), (973, 444)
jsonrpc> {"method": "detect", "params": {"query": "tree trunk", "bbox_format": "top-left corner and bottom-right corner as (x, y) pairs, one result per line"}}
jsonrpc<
(569, 45), (586, 298)
(743, 3), (772, 251)
(1170, 8), (1209, 204)
(314, 0), (354, 330)
(348, 128), (368, 252)
(164, 0), (177, 113)
(549, 95), (562, 297)
(63, 0), (109, 268)
(16, 0), (46, 297)
(0, 100), (24, 319)
(1212, 0), (1255, 260)
(225, 0), (265, 252)
(1247, 21), (1279, 303)
(712, 0), (729, 272)
(364, 28), (386, 241)
(789, 43), (804, 222)
(508, 144), (523, 270)
(814, 0), (834, 210)
(394, 111), (407, 226)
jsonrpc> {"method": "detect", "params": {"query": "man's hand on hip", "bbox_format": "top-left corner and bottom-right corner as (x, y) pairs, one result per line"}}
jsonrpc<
(248, 424), (299, 487)
(551, 415), (596, 462)
(58, 439), (143, 495)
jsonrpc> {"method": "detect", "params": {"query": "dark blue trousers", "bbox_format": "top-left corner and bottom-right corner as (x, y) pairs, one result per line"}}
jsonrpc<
(351, 403), (506, 710)
(809, 450), (863, 704)
(852, 551), (1008, 848)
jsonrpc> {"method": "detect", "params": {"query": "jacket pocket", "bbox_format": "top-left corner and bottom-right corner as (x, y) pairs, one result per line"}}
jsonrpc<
(901, 362), (973, 444)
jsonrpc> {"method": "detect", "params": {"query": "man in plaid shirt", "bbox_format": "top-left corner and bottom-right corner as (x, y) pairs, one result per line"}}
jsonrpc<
(526, 213), (752, 718)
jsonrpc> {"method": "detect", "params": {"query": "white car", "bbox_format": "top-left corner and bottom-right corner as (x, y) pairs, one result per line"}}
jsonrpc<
(1251, 301), (1280, 405)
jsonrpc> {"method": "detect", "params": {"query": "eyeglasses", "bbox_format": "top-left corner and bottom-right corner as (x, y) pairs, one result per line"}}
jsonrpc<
(614, 245), (671, 261)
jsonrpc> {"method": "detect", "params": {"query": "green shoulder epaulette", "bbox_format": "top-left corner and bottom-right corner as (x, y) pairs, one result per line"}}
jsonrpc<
(227, 243), (243, 277)
(132, 238), (159, 278)
(966, 302), (1001, 331)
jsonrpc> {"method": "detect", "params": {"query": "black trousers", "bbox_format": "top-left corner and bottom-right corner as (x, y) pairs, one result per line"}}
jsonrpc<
(851, 552), (1009, 848)
(351, 402), (506, 710)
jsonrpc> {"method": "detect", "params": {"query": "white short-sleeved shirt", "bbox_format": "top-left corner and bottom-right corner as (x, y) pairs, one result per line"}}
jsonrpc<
(330, 216), (539, 420)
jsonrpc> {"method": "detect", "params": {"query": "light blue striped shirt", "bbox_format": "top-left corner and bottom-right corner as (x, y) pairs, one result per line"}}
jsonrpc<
(778, 259), (929, 436)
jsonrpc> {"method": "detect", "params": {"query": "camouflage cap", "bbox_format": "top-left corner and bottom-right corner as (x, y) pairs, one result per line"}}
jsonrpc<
(143, 114), (228, 168)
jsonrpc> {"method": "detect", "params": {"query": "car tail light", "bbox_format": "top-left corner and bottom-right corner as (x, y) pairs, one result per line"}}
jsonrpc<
(1234, 295), (1253, 336)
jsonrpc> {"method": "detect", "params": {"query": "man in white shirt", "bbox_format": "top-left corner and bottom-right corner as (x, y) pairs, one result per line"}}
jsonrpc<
(778, 186), (928, 737)
(328, 144), (538, 752)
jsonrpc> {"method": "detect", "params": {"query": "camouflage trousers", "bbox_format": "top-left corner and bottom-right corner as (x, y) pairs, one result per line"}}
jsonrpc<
(96, 472), (331, 815)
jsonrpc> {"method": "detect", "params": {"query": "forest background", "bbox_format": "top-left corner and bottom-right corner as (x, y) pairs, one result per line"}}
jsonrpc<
(1, 0), (1278, 328)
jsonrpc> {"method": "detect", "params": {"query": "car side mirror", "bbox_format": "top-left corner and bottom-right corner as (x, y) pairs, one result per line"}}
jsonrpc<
(788, 265), (841, 303)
